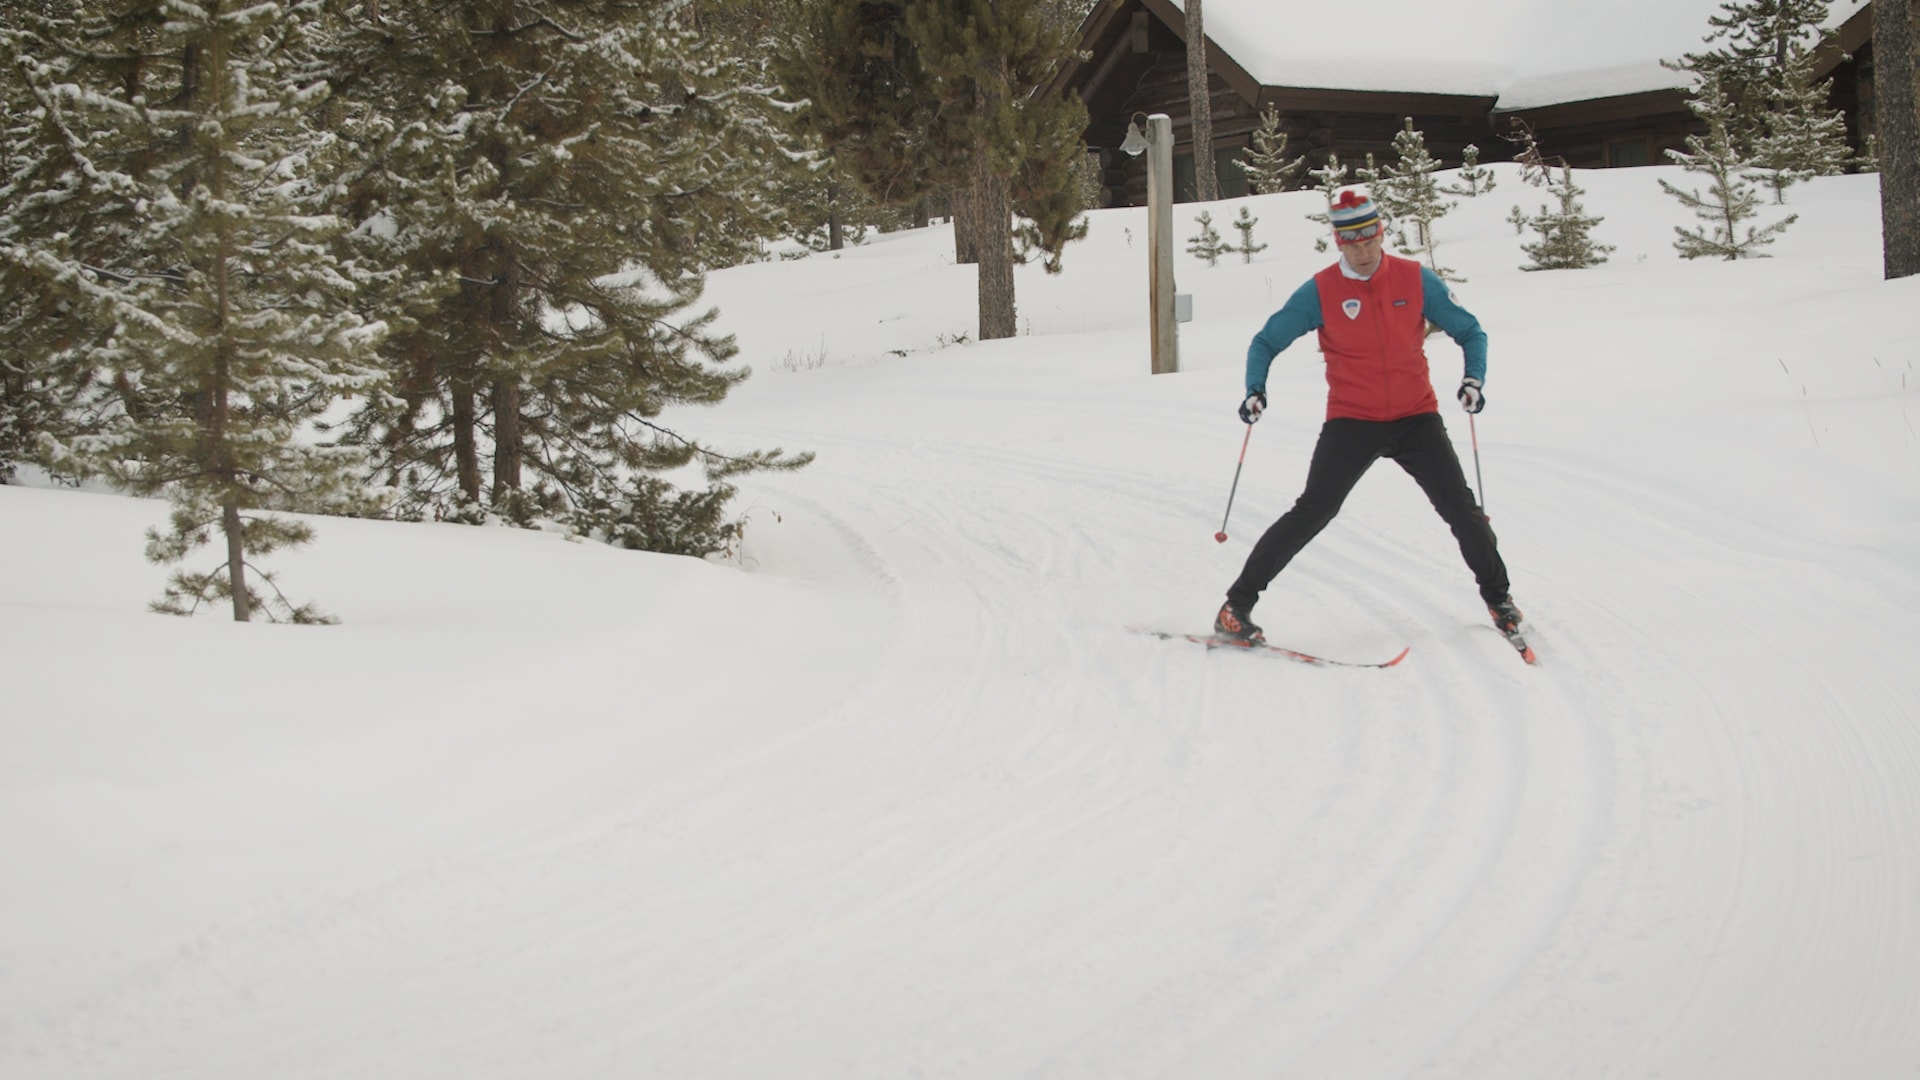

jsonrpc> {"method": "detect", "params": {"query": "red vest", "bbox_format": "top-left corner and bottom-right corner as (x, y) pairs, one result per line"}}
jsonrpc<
(1312, 254), (1439, 422)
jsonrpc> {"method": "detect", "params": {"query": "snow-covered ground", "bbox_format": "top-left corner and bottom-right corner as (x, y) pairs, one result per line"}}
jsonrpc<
(4, 165), (1918, 1078)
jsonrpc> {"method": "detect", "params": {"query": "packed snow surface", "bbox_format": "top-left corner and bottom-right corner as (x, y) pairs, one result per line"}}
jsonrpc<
(4, 166), (1919, 1078)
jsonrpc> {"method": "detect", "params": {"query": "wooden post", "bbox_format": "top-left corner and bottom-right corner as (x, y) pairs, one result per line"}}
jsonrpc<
(1146, 113), (1179, 374)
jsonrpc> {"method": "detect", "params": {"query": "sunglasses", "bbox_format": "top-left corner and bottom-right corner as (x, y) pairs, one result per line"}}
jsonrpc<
(1335, 222), (1382, 244)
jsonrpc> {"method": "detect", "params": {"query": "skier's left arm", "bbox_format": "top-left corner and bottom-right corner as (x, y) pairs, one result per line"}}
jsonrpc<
(1420, 267), (1487, 383)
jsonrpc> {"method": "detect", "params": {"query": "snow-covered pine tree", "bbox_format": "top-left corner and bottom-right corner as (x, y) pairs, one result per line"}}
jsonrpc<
(2, 0), (385, 622)
(1380, 118), (1460, 280)
(1232, 207), (1266, 263)
(1354, 152), (1394, 232)
(1187, 211), (1230, 266)
(778, 0), (942, 217)
(694, 0), (893, 253)
(1750, 39), (1854, 202)
(1236, 105), (1306, 194)
(1443, 144), (1498, 197)
(1660, 75), (1800, 259)
(1514, 166), (1616, 270)
(332, 1), (811, 550)
(3, 2), (175, 485)
(1670, 0), (1838, 153)
(1306, 152), (1349, 252)
(0, 16), (74, 483)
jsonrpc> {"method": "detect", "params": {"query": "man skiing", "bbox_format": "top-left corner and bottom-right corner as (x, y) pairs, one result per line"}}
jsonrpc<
(1214, 189), (1524, 646)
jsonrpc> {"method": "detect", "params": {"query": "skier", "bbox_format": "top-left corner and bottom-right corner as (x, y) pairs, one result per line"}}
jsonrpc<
(1214, 189), (1524, 645)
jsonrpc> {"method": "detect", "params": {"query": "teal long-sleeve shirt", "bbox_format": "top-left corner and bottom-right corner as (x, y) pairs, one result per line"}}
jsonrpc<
(1245, 264), (1488, 395)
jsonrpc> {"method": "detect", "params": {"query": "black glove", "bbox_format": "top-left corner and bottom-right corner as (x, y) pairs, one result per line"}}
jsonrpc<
(1456, 377), (1485, 414)
(1238, 390), (1268, 424)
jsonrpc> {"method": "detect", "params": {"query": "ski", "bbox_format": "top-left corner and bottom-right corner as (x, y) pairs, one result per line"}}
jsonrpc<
(1128, 626), (1410, 669)
(1497, 624), (1539, 665)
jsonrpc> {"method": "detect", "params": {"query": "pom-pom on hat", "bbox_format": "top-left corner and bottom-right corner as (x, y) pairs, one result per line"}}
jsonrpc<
(1329, 189), (1381, 242)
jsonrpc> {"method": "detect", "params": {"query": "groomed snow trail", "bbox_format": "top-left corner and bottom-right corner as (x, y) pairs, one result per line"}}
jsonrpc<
(5, 171), (1919, 1078)
(667, 345), (1919, 1079)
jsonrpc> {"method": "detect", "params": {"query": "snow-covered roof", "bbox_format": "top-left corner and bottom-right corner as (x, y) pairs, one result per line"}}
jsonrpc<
(1166, 0), (1870, 110)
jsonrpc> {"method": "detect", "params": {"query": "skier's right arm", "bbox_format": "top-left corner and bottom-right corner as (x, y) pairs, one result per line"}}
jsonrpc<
(1245, 279), (1323, 396)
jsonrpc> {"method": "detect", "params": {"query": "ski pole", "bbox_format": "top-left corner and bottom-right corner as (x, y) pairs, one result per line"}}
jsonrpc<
(1468, 413), (1487, 516)
(1215, 423), (1254, 543)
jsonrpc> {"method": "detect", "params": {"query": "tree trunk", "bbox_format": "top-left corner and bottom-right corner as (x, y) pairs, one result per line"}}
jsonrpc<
(451, 383), (481, 504)
(492, 378), (522, 499)
(223, 493), (251, 622)
(973, 144), (1017, 340)
(205, 28), (248, 622)
(950, 181), (980, 264)
(1185, 0), (1218, 202)
(1878, 0), (1920, 278)
(826, 177), (844, 251)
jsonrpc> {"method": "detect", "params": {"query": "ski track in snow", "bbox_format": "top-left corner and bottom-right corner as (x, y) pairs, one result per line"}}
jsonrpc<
(13, 398), (1919, 1080)
(8, 171), (1920, 1078)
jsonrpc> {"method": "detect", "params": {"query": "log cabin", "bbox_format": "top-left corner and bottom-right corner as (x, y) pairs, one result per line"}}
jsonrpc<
(1048, 0), (1879, 207)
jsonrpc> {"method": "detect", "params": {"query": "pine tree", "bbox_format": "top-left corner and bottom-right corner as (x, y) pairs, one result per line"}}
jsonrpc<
(1671, 0), (1838, 152)
(1305, 152), (1349, 252)
(903, 0), (1088, 335)
(0, 15), (75, 483)
(1660, 76), (1800, 259)
(326, 3), (811, 550)
(1235, 105), (1307, 194)
(1186, 211), (1230, 266)
(1011, 82), (1094, 275)
(3, 0), (384, 622)
(696, 0), (897, 253)
(1443, 144), (1498, 197)
(1354, 152), (1393, 231)
(1750, 36), (1854, 201)
(1379, 118), (1460, 280)
(793, 0), (1085, 337)
(778, 1), (945, 215)
(1231, 207), (1266, 263)
(1514, 166), (1616, 270)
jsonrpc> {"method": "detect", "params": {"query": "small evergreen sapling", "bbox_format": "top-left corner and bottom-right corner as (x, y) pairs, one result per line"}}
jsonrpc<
(1443, 144), (1498, 197)
(1513, 166), (1616, 270)
(1750, 41), (1854, 202)
(1660, 76), (1800, 259)
(1236, 105), (1307, 194)
(1306, 152), (1349, 252)
(1187, 211), (1231, 266)
(1380, 119), (1461, 281)
(1232, 207), (1267, 263)
(1354, 152), (1395, 235)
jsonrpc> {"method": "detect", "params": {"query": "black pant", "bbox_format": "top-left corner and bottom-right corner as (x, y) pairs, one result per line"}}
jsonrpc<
(1226, 413), (1510, 610)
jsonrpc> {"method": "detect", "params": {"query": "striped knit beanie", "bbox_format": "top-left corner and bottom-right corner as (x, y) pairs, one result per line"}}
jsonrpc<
(1329, 189), (1381, 241)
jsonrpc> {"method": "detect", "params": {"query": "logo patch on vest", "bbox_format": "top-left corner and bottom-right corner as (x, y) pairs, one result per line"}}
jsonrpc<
(1342, 298), (1362, 320)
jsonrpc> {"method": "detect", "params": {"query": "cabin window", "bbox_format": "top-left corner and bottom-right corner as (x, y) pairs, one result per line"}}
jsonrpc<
(1607, 138), (1651, 167)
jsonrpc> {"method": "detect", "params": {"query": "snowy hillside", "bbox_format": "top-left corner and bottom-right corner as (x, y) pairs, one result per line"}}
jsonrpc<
(4, 166), (1918, 1078)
